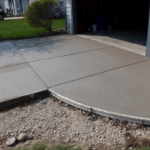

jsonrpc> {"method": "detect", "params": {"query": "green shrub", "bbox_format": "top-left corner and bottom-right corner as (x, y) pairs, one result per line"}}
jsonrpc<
(21, 14), (25, 17)
(25, 0), (61, 32)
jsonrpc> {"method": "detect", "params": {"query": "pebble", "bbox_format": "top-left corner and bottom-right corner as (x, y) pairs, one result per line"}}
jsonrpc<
(18, 133), (27, 141)
(65, 104), (68, 107)
(6, 137), (16, 146)
(136, 132), (141, 136)
(73, 146), (78, 149)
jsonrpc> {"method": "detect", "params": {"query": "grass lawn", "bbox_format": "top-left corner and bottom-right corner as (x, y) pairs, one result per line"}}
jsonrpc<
(0, 18), (65, 40)
(12, 141), (82, 150)
(11, 141), (150, 150)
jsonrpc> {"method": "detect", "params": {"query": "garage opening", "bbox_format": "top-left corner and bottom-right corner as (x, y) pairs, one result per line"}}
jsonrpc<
(75, 0), (149, 55)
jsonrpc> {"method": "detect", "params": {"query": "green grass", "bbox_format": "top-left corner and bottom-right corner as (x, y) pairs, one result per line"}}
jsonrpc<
(10, 141), (150, 150)
(12, 141), (82, 150)
(0, 18), (65, 40)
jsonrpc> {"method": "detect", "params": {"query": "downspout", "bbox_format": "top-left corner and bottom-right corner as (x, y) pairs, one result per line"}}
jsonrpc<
(13, 0), (17, 16)
(12, 0), (15, 15)
(64, 0), (67, 31)
(146, 0), (150, 57)
(22, 0), (25, 14)
(71, 0), (74, 34)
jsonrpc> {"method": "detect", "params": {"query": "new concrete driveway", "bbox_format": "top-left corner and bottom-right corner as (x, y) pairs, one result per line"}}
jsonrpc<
(1, 34), (150, 124)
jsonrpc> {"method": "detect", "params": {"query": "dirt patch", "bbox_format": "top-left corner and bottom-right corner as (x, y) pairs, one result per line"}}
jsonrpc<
(124, 132), (150, 149)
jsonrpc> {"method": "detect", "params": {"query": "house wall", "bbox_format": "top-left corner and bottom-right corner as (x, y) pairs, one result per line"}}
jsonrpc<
(28, 0), (37, 5)
(28, 0), (65, 17)
(1, 0), (65, 15)
(0, 0), (5, 11)
(21, 0), (28, 13)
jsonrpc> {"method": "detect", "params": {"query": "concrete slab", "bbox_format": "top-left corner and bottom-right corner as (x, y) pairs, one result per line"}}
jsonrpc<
(14, 35), (110, 62)
(0, 63), (47, 103)
(50, 59), (150, 120)
(30, 47), (148, 87)
(1, 34), (150, 124)
(0, 42), (26, 68)
(78, 30), (147, 56)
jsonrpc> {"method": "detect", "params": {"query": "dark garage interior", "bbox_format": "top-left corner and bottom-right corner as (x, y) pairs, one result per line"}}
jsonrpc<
(76, 0), (149, 34)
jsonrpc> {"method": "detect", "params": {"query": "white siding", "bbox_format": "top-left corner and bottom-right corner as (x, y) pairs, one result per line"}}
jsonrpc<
(0, 0), (5, 11)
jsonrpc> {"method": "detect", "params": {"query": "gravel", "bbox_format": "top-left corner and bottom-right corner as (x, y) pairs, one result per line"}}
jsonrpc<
(0, 96), (150, 149)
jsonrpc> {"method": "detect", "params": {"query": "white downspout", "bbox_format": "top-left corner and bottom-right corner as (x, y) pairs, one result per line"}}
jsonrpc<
(11, 0), (15, 15)
(13, 0), (17, 16)
(22, 0), (25, 14)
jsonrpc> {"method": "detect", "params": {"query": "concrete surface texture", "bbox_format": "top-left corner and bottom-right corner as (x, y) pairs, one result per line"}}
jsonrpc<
(0, 34), (150, 124)
(78, 29), (147, 56)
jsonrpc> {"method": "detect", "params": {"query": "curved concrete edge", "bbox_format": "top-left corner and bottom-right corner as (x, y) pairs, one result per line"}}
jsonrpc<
(49, 89), (150, 125)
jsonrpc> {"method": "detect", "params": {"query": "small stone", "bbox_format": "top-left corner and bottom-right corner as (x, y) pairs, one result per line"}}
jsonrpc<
(136, 132), (141, 136)
(65, 104), (68, 107)
(6, 137), (16, 146)
(27, 135), (34, 140)
(18, 133), (27, 141)
(104, 118), (109, 122)
(82, 111), (86, 115)
(92, 115), (97, 118)
(73, 146), (78, 149)
(59, 101), (62, 104)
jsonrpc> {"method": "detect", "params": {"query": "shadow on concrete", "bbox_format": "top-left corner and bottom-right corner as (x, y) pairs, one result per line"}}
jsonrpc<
(11, 35), (70, 50)
(0, 41), (17, 56)
(79, 29), (148, 46)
